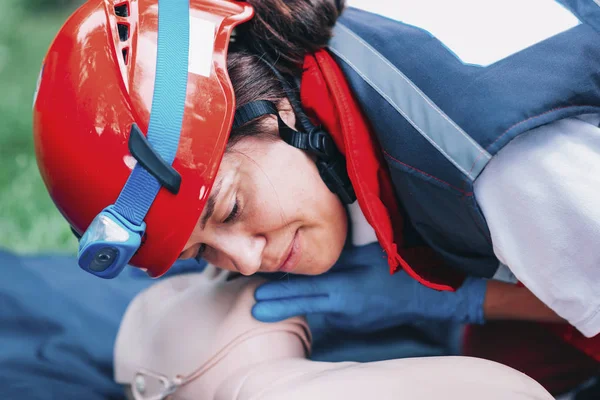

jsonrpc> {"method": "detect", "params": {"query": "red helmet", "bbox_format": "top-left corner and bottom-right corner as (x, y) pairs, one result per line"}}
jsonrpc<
(33, 0), (253, 277)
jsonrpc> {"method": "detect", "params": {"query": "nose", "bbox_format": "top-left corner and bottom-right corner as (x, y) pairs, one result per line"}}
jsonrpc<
(218, 233), (266, 275)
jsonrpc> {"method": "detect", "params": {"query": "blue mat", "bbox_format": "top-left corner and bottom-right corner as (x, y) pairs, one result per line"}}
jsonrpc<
(0, 249), (458, 399)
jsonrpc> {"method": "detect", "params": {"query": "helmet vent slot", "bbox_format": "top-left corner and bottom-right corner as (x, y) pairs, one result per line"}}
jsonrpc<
(122, 48), (129, 65)
(114, 3), (129, 18)
(117, 23), (130, 42)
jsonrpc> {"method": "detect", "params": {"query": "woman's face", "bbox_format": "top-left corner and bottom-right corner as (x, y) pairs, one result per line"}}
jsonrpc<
(178, 117), (348, 276)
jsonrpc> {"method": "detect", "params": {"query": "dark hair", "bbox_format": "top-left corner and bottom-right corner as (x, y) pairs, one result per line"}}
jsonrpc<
(226, 0), (345, 145)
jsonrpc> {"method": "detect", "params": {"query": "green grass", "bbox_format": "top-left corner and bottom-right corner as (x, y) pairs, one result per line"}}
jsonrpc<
(0, 0), (81, 254)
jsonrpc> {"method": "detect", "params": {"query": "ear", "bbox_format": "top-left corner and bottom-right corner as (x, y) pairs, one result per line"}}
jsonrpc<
(277, 97), (297, 130)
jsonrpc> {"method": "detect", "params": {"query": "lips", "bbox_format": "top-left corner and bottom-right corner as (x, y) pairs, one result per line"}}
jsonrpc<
(277, 230), (301, 273)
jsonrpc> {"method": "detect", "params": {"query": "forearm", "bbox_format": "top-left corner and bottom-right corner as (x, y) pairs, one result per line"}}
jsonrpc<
(483, 280), (565, 323)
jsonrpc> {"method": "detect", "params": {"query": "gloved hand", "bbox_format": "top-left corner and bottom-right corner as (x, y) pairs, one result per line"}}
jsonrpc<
(252, 242), (486, 333)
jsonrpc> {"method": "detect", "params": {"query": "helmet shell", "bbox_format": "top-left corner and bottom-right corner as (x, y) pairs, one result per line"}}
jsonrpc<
(33, 0), (253, 276)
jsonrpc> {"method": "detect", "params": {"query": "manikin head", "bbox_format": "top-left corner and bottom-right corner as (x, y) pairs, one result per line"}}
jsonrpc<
(114, 266), (311, 400)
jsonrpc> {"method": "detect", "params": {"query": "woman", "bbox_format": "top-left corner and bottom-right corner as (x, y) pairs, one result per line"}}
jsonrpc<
(33, 0), (600, 343)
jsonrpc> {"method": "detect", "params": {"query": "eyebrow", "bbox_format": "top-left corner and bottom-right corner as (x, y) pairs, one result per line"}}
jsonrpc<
(200, 178), (223, 230)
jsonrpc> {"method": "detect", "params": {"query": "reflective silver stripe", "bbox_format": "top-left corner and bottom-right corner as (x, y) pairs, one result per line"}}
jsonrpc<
(329, 23), (491, 180)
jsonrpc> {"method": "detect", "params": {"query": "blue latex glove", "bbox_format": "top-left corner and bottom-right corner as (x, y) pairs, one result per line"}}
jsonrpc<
(253, 243), (486, 333)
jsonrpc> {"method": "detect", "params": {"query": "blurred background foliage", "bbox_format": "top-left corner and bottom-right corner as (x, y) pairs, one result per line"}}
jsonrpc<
(0, 0), (83, 254)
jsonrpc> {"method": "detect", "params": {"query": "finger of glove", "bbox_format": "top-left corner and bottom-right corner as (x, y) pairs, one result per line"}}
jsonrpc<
(254, 275), (337, 300)
(252, 296), (331, 322)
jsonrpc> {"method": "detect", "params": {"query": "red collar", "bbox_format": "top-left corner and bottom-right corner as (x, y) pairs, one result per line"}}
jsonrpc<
(300, 50), (464, 291)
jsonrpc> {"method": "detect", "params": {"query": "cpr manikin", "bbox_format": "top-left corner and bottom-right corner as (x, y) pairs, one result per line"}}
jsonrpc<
(114, 266), (553, 400)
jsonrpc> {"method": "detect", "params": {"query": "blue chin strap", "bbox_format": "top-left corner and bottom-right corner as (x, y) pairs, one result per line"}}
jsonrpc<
(77, 0), (190, 279)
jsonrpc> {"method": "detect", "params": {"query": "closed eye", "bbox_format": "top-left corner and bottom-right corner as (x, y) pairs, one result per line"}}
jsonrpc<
(223, 198), (240, 224)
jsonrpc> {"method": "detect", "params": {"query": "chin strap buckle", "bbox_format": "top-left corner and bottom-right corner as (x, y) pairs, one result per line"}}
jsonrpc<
(317, 157), (356, 205)
(306, 128), (356, 204)
(306, 128), (337, 161)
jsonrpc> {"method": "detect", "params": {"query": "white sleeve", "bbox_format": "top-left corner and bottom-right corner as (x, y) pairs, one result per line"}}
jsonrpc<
(473, 114), (600, 338)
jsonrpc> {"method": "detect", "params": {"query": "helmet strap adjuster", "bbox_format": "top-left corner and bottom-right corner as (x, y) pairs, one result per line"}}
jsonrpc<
(128, 123), (182, 195)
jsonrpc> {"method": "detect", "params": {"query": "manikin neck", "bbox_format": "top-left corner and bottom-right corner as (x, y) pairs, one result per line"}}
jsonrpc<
(176, 330), (309, 400)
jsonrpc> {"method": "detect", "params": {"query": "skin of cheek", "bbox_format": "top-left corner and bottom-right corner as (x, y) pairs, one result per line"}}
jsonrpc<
(198, 135), (349, 276)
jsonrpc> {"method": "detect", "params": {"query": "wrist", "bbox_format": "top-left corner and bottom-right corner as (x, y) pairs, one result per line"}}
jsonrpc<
(482, 280), (564, 323)
(455, 277), (487, 325)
